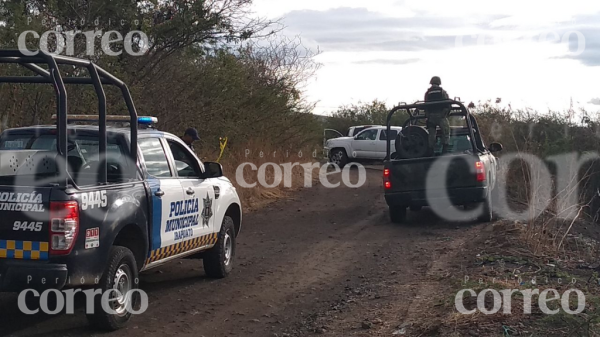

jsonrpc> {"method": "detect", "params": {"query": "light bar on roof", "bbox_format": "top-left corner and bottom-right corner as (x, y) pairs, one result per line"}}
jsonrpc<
(137, 116), (158, 125)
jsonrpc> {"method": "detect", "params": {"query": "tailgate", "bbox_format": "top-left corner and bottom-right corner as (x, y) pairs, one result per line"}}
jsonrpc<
(387, 154), (480, 192)
(0, 187), (52, 260)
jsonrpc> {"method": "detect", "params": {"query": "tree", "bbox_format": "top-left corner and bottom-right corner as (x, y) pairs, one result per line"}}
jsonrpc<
(325, 100), (408, 134)
(0, 0), (323, 151)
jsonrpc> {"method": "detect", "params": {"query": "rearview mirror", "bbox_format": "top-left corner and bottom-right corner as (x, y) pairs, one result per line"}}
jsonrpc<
(203, 162), (223, 178)
(489, 142), (503, 153)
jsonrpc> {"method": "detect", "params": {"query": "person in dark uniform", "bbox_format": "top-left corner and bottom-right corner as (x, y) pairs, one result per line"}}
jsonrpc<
(181, 128), (200, 151)
(424, 76), (451, 154)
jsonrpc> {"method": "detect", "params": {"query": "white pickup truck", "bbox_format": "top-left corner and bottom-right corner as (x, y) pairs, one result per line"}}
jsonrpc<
(325, 126), (403, 168)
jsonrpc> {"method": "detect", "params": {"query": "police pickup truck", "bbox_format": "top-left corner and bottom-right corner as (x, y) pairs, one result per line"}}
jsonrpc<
(383, 100), (503, 223)
(0, 51), (242, 330)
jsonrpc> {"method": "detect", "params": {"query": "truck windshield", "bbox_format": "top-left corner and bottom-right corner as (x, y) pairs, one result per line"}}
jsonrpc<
(348, 126), (369, 136)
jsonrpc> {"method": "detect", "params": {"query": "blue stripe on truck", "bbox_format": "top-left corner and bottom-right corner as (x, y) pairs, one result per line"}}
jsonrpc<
(147, 177), (162, 252)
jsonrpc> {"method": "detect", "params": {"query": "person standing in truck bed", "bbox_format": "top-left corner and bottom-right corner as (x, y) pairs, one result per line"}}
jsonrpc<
(424, 76), (451, 155)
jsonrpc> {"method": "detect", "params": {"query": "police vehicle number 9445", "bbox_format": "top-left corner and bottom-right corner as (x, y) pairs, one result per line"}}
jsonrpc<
(0, 116), (243, 332)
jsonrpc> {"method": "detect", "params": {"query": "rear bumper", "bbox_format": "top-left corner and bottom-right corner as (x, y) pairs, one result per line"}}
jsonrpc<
(0, 260), (68, 292)
(385, 186), (488, 207)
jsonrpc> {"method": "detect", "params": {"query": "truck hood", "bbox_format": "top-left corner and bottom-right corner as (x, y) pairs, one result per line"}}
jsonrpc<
(327, 137), (354, 143)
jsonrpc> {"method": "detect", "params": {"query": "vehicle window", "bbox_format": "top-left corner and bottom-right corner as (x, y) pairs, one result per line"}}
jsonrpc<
(0, 134), (123, 161)
(380, 130), (398, 141)
(353, 127), (368, 136)
(355, 129), (378, 141)
(433, 134), (473, 154)
(0, 133), (129, 184)
(139, 138), (172, 178)
(167, 139), (202, 178)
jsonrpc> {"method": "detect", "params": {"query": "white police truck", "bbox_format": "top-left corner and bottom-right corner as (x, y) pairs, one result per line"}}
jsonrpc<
(0, 50), (242, 331)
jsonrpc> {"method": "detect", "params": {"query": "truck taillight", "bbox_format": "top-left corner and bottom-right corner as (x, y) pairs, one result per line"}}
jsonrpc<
(383, 168), (391, 189)
(50, 201), (79, 255)
(475, 161), (486, 182)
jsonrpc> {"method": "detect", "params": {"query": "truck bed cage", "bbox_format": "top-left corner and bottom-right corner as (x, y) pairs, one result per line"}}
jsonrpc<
(385, 100), (478, 159)
(0, 49), (139, 187)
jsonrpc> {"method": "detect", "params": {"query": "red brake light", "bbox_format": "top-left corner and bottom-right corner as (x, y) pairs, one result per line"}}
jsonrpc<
(475, 161), (486, 182)
(49, 201), (79, 256)
(383, 168), (391, 189)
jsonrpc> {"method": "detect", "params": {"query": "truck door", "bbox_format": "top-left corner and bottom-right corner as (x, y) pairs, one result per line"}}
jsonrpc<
(352, 129), (379, 159)
(377, 129), (398, 159)
(165, 138), (215, 243)
(138, 137), (185, 252)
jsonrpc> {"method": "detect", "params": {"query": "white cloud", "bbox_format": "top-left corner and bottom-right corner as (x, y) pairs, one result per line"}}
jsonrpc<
(589, 98), (600, 105)
(251, 0), (600, 115)
(253, 0), (411, 18)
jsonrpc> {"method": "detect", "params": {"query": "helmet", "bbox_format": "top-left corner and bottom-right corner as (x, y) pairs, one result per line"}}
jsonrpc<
(430, 76), (441, 85)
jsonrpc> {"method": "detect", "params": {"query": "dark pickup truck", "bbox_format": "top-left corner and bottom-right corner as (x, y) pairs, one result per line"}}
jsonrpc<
(383, 100), (503, 223)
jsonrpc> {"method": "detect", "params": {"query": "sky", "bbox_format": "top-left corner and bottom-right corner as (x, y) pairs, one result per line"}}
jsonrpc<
(250, 0), (600, 116)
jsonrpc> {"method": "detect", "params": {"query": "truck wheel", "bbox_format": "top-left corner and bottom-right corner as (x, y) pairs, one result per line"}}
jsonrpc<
(329, 149), (348, 168)
(477, 194), (493, 223)
(389, 206), (407, 224)
(384, 153), (399, 161)
(87, 246), (140, 331)
(204, 216), (236, 278)
(395, 126), (429, 159)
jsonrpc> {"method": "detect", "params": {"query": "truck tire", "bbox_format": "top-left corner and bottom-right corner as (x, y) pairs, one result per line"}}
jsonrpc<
(395, 126), (430, 159)
(329, 149), (348, 168)
(87, 246), (140, 331)
(384, 152), (399, 161)
(204, 216), (236, 278)
(389, 206), (407, 224)
(477, 194), (493, 223)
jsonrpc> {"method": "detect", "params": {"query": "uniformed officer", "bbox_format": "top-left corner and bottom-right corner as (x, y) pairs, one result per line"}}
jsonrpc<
(182, 128), (200, 151)
(424, 76), (451, 154)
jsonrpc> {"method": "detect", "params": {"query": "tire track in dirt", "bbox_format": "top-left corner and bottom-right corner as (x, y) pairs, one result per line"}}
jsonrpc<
(1, 167), (482, 337)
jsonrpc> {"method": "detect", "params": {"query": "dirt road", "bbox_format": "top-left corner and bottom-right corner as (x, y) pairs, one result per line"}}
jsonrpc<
(0, 167), (485, 337)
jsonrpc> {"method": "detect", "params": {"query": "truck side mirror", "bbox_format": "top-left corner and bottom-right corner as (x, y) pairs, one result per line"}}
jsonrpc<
(489, 142), (503, 153)
(203, 162), (223, 178)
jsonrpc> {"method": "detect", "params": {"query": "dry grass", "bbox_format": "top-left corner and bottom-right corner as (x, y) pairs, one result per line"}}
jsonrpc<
(423, 220), (600, 337)
(496, 151), (600, 261)
(197, 139), (322, 211)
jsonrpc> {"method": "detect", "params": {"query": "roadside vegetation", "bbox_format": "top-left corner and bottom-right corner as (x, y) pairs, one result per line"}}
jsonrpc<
(0, 0), (324, 208)
(323, 99), (409, 135)
(323, 98), (600, 335)
(1, 2), (600, 333)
